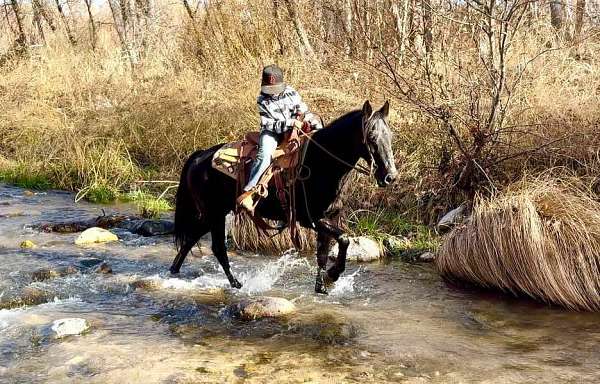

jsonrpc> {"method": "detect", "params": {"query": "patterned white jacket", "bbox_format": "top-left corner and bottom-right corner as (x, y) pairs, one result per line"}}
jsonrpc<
(257, 86), (322, 134)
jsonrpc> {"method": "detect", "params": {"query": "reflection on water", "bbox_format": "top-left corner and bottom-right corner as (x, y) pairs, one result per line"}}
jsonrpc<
(0, 184), (599, 383)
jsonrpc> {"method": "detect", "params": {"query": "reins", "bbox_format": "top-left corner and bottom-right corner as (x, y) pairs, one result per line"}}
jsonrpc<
(297, 129), (373, 176)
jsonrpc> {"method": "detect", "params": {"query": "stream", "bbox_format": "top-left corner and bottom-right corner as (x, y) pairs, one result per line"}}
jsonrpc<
(0, 184), (598, 383)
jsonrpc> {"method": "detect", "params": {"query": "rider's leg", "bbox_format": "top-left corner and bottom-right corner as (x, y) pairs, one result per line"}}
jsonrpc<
(243, 130), (279, 191)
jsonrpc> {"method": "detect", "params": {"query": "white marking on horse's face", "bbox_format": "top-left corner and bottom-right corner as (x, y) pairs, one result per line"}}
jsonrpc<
(363, 101), (398, 186)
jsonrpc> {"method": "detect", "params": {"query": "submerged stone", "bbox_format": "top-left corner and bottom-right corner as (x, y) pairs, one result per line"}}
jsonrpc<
(288, 312), (359, 345)
(229, 296), (297, 320)
(75, 227), (118, 245)
(330, 236), (382, 262)
(31, 266), (79, 282)
(51, 318), (90, 338)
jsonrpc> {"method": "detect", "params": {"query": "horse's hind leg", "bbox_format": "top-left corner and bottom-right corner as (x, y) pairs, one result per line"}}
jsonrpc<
(210, 214), (242, 289)
(314, 230), (333, 294)
(315, 219), (349, 289)
(170, 222), (210, 274)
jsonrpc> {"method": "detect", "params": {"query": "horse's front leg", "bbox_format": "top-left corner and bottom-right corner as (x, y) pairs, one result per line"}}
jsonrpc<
(314, 230), (333, 294)
(315, 219), (349, 291)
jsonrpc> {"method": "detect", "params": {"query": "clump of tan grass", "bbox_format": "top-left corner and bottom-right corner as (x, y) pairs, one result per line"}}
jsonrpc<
(230, 213), (316, 253)
(437, 178), (600, 311)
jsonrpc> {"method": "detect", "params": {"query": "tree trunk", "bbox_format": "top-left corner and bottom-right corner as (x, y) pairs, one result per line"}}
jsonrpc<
(282, 0), (315, 56)
(342, 0), (353, 55)
(272, 0), (287, 55)
(422, 0), (433, 56)
(574, 0), (585, 41)
(9, 0), (27, 47)
(392, 0), (411, 64)
(549, 1), (564, 31)
(83, 0), (98, 50)
(55, 0), (77, 46)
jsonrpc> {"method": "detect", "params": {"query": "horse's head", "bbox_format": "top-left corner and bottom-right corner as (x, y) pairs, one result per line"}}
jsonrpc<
(361, 100), (398, 187)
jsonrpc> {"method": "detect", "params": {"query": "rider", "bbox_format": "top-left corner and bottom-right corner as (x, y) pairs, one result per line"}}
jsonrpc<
(237, 64), (322, 212)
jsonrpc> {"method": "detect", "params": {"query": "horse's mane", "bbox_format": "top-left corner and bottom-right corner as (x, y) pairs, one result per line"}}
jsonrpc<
(323, 110), (362, 131)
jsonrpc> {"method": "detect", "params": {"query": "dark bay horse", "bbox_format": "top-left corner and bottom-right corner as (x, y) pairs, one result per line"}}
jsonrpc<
(170, 100), (397, 294)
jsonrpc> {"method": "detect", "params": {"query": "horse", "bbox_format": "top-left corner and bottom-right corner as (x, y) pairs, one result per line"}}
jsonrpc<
(169, 100), (397, 294)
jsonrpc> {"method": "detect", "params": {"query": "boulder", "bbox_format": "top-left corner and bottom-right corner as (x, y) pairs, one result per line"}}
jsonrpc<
(330, 236), (382, 262)
(51, 318), (90, 338)
(229, 296), (296, 320)
(75, 227), (118, 245)
(437, 205), (467, 233)
(418, 251), (436, 262)
(31, 266), (79, 282)
(116, 219), (174, 236)
(20, 240), (37, 249)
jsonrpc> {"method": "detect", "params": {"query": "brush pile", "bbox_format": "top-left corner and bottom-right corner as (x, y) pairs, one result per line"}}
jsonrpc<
(437, 179), (600, 311)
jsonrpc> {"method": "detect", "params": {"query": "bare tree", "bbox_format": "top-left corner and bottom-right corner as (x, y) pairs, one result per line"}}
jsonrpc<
(391, 0), (411, 64)
(422, 0), (433, 56)
(9, 0), (27, 47)
(283, 0), (315, 56)
(55, 0), (77, 46)
(83, 0), (98, 49)
(574, 0), (586, 42)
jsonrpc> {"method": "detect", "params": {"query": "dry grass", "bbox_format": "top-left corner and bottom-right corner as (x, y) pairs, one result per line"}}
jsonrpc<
(1, 1), (600, 253)
(229, 213), (316, 253)
(437, 178), (600, 311)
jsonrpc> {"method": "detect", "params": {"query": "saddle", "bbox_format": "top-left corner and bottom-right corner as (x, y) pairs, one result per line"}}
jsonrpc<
(212, 128), (304, 183)
(212, 128), (310, 244)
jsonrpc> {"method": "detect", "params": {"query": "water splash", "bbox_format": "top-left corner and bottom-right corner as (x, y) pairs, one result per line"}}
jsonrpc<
(329, 267), (362, 297)
(239, 250), (311, 294)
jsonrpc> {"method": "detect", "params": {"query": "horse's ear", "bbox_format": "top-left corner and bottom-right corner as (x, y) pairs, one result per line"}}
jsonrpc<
(380, 101), (390, 120)
(362, 100), (373, 118)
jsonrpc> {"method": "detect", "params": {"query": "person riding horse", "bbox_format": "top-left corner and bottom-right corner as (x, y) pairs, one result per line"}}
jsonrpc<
(236, 64), (322, 213)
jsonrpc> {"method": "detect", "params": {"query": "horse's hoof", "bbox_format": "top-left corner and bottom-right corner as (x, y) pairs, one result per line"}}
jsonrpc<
(315, 281), (328, 295)
(230, 279), (243, 289)
(325, 269), (340, 283)
(169, 266), (180, 275)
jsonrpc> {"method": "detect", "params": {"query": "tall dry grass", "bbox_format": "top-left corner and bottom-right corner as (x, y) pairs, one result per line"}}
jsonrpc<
(0, 1), (599, 242)
(437, 178), (600, 311)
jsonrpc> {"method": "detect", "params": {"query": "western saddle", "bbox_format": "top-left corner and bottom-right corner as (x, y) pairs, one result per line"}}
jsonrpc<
(212, 127), (310, 240)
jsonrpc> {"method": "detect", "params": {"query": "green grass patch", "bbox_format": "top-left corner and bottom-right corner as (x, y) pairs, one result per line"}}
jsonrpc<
(0, 164), (52, 190)
(124, 190), (173, 218)
(348, 209), (440, 257)
(85, 184), (120, 204)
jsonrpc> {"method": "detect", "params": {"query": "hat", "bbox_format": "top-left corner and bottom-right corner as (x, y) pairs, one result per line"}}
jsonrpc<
(260, 64), (286, 95)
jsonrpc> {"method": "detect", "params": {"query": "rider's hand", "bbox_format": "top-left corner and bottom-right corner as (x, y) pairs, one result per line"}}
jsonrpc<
(301, 121), (311, 133)
(293, 120), (303, 129)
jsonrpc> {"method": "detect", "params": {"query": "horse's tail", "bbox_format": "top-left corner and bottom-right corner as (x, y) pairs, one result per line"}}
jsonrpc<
(173, 148), (216, 252)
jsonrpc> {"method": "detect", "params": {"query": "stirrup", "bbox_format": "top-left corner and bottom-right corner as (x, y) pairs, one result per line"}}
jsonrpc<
(236, 190), (256, 215)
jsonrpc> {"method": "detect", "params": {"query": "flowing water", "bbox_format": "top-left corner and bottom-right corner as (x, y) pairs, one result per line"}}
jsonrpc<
(0, 184), (598, 383)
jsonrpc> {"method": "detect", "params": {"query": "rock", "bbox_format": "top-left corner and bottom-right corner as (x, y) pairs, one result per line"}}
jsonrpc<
(229, 296), (296, 320)
(330, 236), (382, 262)
(96, 262), (112, 274)
(116, 219), (174, 236)
(51, 318), (90, 338)
(31, 266), (79, 282)
(24, 190), (35, 197)
(74, 227), (118, 245)
(20, 240), (37, 249)
(437, 205), (467, 233)
(418, 251), (436, 262)
(288, 312), (359, 344)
